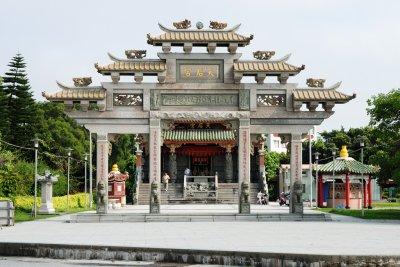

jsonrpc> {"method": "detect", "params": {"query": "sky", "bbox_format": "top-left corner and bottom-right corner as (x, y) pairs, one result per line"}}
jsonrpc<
(1, 0), (399, 131)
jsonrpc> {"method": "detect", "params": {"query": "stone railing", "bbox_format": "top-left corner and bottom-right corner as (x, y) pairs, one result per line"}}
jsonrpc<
(0, 200), (14, 226)
(183, 173), (218, 200)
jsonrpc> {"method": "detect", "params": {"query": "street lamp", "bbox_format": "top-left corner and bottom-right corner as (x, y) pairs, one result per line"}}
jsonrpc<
(84, 153), (89, 208)
(66, 148), (73, 211)
(360, 141), (365, 217)
(332, 149), (336, 209)
(32, 137), (40, 217)
(314, 152), (320, 208)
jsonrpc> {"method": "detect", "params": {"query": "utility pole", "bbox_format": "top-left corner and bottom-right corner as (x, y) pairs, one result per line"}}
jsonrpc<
(360, 141), (365, 217)
(32, 137), (40, 217)
(89, 131), (93, 208)
(314, 152), (320, 208)
(66, 148), (73, 212)
(332, 149), (336, 209)
(84, 153), (89, 208)
(309, 129), (313, 206)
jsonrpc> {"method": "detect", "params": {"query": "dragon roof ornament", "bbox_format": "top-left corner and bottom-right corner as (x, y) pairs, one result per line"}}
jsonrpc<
(125, 50), (146, 59)
(306, 78), (326, 88)
(173, 19), (191, 29)
(209, 21), (227, 30)
(72, 77), (92, 87)
(157, 22), (242, 33)
(253, 51), (276, 60)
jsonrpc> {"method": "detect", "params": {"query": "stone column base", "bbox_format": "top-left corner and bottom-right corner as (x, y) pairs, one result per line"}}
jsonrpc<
(38, 203), (55, 214)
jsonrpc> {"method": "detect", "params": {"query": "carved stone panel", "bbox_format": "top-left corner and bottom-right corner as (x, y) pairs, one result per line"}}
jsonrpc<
(239, 90), (250, 110)
(113, 94), (143, 106)
(257, 94), (286, 107)
(161, 94), (238, 106)
(150, 90), (161, 110)
(177, 60), (223, 83)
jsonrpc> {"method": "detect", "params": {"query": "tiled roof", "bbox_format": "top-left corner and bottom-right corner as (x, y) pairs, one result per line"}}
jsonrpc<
(293, 89), (355, 102)
(147, 24), (252, 46)
(95, 61), (166, 73)
(233, 61), (304, 74)
(163, 130), (235, 142)
(42, 89), (106, 100)
(319, 158), (378, 174)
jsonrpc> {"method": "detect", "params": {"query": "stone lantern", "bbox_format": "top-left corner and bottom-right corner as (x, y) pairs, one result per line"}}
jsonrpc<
(37, 170), (58, 214)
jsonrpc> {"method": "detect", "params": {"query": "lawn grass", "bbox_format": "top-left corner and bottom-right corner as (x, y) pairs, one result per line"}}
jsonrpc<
(372, 201), (400, 208)
(319, 208), (400, 220)
(14, 207), (94, 223)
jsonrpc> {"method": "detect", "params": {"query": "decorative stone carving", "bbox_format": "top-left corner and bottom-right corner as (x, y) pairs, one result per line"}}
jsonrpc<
(239, 182), (250, 214)
(306, 78), (325, 88)
(134, 73), (143, 83)
(306, 101), (319, 112)
(173, 19), (191, 29)
(257, 94), (286, 107)
(125, 49), (146, 59)
(96, 180), (107, 214)
(183, 43), (193, 53)
(113, 94), (143, 106)
(37, 170), (58, 214)
(228, 43), (238, 54)
(253, 51), (275, 60)
(111, 72), (120, 84)
(209, 21), (227, 30)
(73, 77), (92, 87)
(151, 111), (250, 120)
(150, 182), (160, 214)
(322, 101), (335, 112)
(150, 90), (161, 110)
(278, 73), (289, 84)
(239, 89), (250, 110)
(224, 146), (233, 183)
(291, 180), (304, 214)
(161, 94), (238, 107)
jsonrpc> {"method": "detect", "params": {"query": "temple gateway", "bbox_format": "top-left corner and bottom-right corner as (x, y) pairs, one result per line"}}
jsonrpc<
(43, 20), (355, 214)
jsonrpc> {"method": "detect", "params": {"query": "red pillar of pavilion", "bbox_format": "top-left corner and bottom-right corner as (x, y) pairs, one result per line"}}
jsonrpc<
(318, 173), (323, 207)
(368, 175), (373, 209)
(345, 173), (350, 209)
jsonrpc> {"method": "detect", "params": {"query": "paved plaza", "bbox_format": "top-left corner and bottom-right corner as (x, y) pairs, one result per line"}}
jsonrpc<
(0, 204), (399, 257)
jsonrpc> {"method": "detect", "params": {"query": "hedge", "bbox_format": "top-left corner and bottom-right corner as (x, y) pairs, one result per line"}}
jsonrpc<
(0, 193), (89, 212)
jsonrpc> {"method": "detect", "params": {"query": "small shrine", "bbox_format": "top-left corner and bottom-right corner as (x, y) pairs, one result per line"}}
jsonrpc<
(108, 164), (129, 207)
(317, 146), (378, 209)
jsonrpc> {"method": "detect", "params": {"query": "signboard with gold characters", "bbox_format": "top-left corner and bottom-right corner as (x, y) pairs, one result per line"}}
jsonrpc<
(177, 60), (223, 82)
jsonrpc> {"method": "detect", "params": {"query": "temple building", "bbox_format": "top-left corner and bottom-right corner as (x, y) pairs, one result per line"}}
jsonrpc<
(42, 20), (355, 214)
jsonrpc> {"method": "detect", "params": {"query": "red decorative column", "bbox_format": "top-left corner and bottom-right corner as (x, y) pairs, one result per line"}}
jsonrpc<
(363, 179), (367, 208)
(318, 174), (323, 207)
(368, 175), (373, 209)
(345, 173), (350, 209)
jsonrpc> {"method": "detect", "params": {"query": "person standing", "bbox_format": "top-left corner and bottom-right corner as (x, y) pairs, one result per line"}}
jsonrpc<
(162, 172), (170, 191)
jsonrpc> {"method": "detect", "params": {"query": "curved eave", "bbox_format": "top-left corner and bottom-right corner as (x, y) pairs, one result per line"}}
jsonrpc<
(233, 61), (304, 76)
(95, 61), (166, 75)
(42, 89), (106, 101)
(293, 89), (356, 103)
(319, 159), (378, 175)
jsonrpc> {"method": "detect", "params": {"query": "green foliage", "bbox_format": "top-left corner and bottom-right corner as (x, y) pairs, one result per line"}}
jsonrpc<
(1, 54), (36, 149)
(264, 151), (284, 181)
(367, 89), (400, 185)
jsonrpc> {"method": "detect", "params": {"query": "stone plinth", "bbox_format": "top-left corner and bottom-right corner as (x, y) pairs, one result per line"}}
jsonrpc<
(37, 170), (58, 214)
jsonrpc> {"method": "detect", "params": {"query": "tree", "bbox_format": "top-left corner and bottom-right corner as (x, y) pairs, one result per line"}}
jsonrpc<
(0, 77), (8, 135)
(2, 54), (36, 148)
(367, 89), (400, 185)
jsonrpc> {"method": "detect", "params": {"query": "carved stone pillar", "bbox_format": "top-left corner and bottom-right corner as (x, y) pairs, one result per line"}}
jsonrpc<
(290, 133), (303, 214)
(149, 119), (161, 213)
(224, 145), (233, 183)
(96, 133), (109, 214)
(257, 134), (267, 193)
(168, 145), (179, 183)
(134, 143), (143, 205)
(238, 119), (251, 214)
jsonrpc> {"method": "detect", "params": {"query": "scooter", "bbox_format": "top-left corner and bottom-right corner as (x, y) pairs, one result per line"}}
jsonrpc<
(279, 192), (290, 206)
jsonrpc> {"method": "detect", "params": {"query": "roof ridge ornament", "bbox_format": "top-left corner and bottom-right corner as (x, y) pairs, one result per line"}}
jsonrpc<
(253, 51), (275, 60)
(73, 77), (92, 87)
(173, 19), (191, 29)
(209, 21), (227, 30)
(125, 50), (146, 59)
(157, 22), (242, 33)
(306, 78), (325, 88)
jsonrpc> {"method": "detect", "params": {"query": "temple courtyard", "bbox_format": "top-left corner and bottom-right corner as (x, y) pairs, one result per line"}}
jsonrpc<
(0, 204), (399, 257)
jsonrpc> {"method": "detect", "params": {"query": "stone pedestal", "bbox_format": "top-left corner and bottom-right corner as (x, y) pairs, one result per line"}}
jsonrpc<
(290, 133), (303, 214)
(239, 182), (250, 214)
(96, 133), (109, 214)
(37, 171), (58, 214)
(149, 119), (161, 213)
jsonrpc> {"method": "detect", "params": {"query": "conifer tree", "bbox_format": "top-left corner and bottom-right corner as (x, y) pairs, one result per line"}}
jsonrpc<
(0, 77), (8, 136)
(2, 54), (36, 147)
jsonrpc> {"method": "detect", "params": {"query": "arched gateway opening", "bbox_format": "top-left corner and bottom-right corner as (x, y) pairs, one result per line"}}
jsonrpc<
(42, 20), (354, 215)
